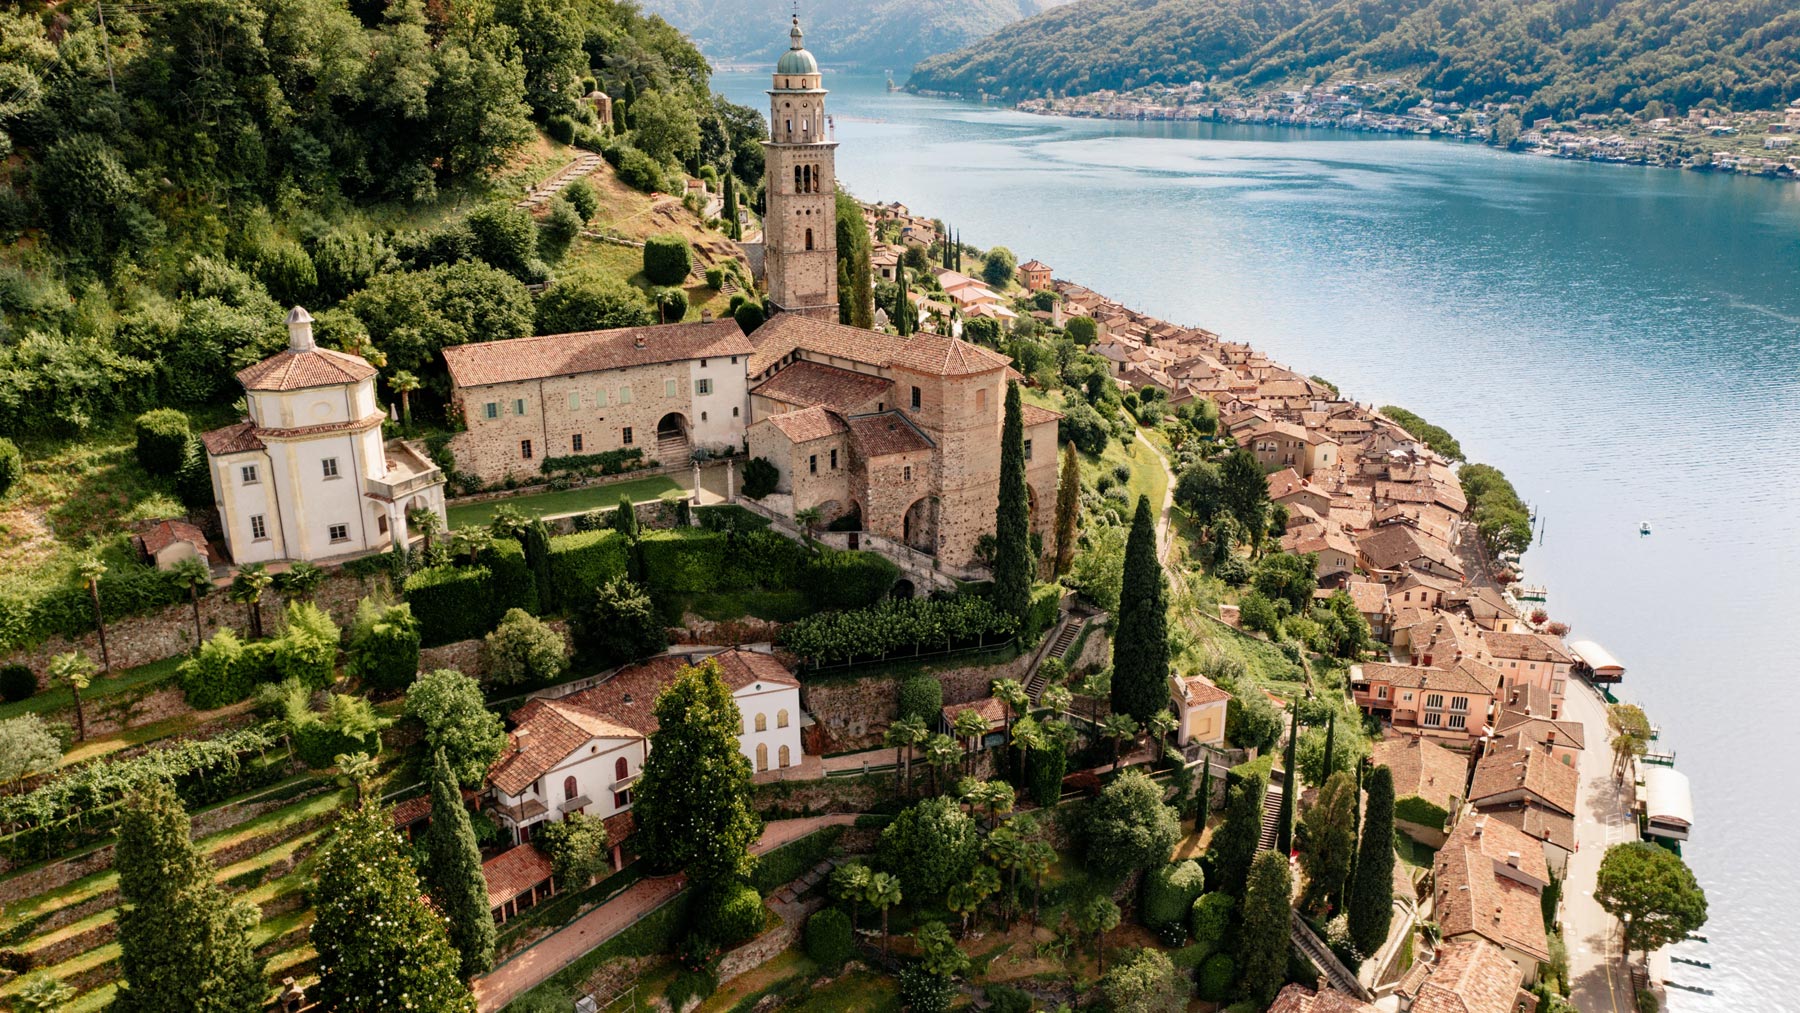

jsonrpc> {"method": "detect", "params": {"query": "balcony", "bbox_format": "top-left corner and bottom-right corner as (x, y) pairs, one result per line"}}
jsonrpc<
(367, 439), (445, 502)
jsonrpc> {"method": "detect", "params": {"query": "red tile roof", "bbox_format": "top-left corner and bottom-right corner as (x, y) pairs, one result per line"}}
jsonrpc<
(236, 346), (378, 392)
(489, 699), (645, 795)
(1469, 736), (1578, 816)
(941, 696), (1009, 731)
(1357, 662), (1494, 697)
(1173, 674), (1231, 708)
(443, 319), (752, 388)
(199, 420), (266, 456)
(1480, 631), (1574, 665)
(751, 360), (892, 413)
(1267, 983), (1382, 1013)
(748, 313), (1013, 377)
(1398, 939), (1534, 1013)
(764, 406), (848, 444)
(1372, 734), (1469, 815)
(483, 844), (556, 907)
(137, 520), (209, 557)
(1019, 403), (1064, 427)
(1433, 815), (1550, 963)
(848, 412), (933, 456)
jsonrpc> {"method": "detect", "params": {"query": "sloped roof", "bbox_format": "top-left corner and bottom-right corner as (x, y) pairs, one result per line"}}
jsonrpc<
(848, 411), (933, 456)
(748, 313), (1013, 377)
(1480, 631), (1574, 665)
(1433, 816), (1551, 962)
(1469, 736), (1578, 815)
(138, 519), (208, 556)
(764, 406), (848, 444)
(199, 420), (266, 456)
(751, 360), (892, 413)
(489, 698), (645, 796)
(236, 345), (378, 392)
(1372, 734), (1469, 814)
(1019, 403), (1064, 427)
(483, 844), (556, 907)
(1357, 662), (1494, 697)
(1397, 939), (1533, 1013)
(1267, 983), (1381, 1013)
(443, 319), (752, 388)
(1172, 674), (1231, 709)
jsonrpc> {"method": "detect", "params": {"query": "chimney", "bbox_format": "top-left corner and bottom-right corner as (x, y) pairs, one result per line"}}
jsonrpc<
(634, 334), (647, 349)
(701, 309), (714, 322)
(515, 727), (530, 749)
(1473, 816), (1486, 837)
(1546, 730), (1556, 746)
(1507, 851), (1521, 868)
(285, 306), (315, 352)
(1493, 903), (1504, 923)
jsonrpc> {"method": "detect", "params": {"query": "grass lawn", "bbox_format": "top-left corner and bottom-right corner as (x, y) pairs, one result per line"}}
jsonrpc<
(0, 655), (186, 723)
(779, 969), (902, 1013)
(446, 473), (687, 528)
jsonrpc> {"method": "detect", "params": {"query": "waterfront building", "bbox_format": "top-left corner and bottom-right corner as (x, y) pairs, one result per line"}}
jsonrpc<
(1432, 815), (1551, 984)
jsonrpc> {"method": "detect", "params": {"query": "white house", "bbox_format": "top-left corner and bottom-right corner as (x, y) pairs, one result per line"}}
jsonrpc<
(199, 307), (447, 565)
(1169, 673), (1230, 748)
(485, 649), (805, 850)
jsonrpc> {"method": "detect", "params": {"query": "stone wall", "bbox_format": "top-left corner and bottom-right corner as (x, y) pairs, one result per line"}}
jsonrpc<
(417, 619), (571, 683)
(0, 573), (373, 691)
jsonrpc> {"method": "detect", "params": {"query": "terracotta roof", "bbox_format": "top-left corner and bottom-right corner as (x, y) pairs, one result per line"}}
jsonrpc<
(1357, 525), (1464, 576)
(1172, 674), (1231, 709)
(236, 345), (378, 392)
(563, 650), (799, 738)
(483, 844), (556, 907)
(1019, 402), (1064, 427)
(1267, 983), (1381, 1013)
(1018, 259), (1051, 272)
(941, 696), (1009, 731)
(748, 313), (1013, 377)
(1343, 580), (1389, 616)
(489, 698), (645, 796)
(1485, 803), (1576, 853)
(1372, 734), (1469, 814)
(751, 360), (892, 413)
(1398, 939), (1534, 1013)
(1494, 713), (1585, 753)
(1469, 736), (1578, 816)
(1357, 662), (1494, 697)
(137, 520), (209, 557)
(443, 319), (752, 388)
(764, 406), (848, 444)
(1480, 632), (1574, 665)
(1433, 815), (1551, 962)
(390, 794), (432, 827)
(602, 810), (637, 845)
(847, 412), (933, 456)
(199, 420), (266, 456)
(1267, 467), (1316, 500)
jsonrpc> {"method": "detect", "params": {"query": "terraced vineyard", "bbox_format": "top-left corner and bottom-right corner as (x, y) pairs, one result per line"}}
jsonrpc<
(0, 780), (354, 1009)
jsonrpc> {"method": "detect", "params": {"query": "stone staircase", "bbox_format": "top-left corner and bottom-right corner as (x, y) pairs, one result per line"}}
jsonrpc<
(1291, 909), (1373, 1000)
(1025, 610), (1097, 703)
(1256, 768), (1286, 853)
(515, 153), (604, 211)
(655, 434), (690, 466)
(770, 856), (844, 906)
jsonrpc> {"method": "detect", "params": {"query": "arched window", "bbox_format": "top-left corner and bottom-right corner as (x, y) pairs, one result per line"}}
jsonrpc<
(805, 228), (814, 251)
(794, 165), (802, 193)
(614, 757), (628, 782)
(754, 712), (767, 732)
(776, 709), (790, 729)
(778, 745), (791, 768)
(755, 743), (769, 771)
(813, 165), (822, 192)
(564, 776), (578, 801)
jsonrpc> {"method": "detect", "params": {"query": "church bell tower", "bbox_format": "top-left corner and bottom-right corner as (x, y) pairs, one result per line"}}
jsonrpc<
(762, 15), (839, 320)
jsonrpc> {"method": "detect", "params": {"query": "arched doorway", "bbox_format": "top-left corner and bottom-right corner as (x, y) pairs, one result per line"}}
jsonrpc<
(891, 578), (916, 600)
(655, 412), (689, 462)
(829, 499), (863, 532)
(902, 497), (939, 556)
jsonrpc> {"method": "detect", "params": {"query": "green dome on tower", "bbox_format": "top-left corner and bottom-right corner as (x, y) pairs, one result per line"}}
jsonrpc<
(776, 15), (818, 76)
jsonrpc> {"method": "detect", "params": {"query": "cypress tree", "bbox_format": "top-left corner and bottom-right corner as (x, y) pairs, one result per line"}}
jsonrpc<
(114, 780), (266, 1013)
(1110, 495), (1169, 723)
(1197, 757), (1213, 816)
(1052, 441), (1080, 576)
(1276, 706), (1298, 855)
(1240, 850), (1293, 1008)
(993, 382), (1032, 622)
(1322, 712), (1336, 780)
(633, 659), (762, 885)
(723, 173), (740, 239)
(622, 79), (638, 129)
(521, 519), (555, 612)
(895, 268), (911, 336)
(313, 802), (476, 1013)
(1213, 771), (1265, 898)
(835, 190), (874, 328)
(1348, 764), (1397, 955)
(424, 748), (496, 979)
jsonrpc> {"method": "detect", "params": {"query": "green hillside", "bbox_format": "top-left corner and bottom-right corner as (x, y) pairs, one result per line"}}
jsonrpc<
(908, 0), (1800, 120)
(643, 0), (1072, 73)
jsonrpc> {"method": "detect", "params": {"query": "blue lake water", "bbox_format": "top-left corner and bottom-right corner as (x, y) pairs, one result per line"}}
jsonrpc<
(717, 71), (1800, 1009)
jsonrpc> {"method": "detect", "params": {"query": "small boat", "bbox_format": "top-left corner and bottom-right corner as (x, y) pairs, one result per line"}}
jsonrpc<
(1640, 521), (1652, 536)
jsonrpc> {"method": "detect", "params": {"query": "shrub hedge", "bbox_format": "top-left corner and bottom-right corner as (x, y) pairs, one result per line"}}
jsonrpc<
(133, 408), (191, 475)
(546, 530), (633, 606)
(636, 529), (727, 593)
(804, 908), (853, 971)
(487, 538), (540, 616)
(0, 663), (35, 702)
(404, 565), (496, 646)
(1393, 794), (1451, 832)
(539, 447), (645, 477)
(1023, 582), (1063, 642)
(643, 234), (692, 286)
(798, 550), (899, 611)
(0, 565), (190, 653)
(777, 595), (1019, 667)
(1142, 860), (1206, 934)
(897, 676), (943, 724)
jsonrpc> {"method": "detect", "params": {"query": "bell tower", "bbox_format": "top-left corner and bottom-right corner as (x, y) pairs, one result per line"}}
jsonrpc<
(762, 15), (839, 320)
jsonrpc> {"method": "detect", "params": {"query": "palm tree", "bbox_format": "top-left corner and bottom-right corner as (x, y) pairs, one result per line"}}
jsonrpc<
(1101, 712), (1140, 773)
(172, 556), (210, 649)
(1147, 708), (1178, 751)
(946, 880), (982, 938)
(1079, 669), (1110, 724)
(452, 526), (492, 564)
(1022, 840), (1056, 925)
(277, 560), (326, 602)
(985, 827), (1025, 925)
(49, 652), (97, 742)
(388, 370), (421, 428)
(885, 715), (929, 798)
(1075, 896), (1120, 974)
(335, 751), (379, 806)
(1009, 715), (1044, 787)
(969, 863), (1001, 924)
(794, 506), (822, 545)
(79, 556), (110, 673)
(830, 862), (871, 935)
(864, 872), (902, 954)
(229, 564), (274, 639)
(924, 733), (962, 796)
(952, 709), (989, 776)
(1040, 684), (1073, 717)
(963, 779), (1015, 831)
(488, 504), (530, 541)
(407, 506), (443, 555)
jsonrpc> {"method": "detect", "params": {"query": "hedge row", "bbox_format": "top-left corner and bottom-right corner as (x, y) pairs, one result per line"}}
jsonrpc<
(545, 529), (633, 606)
(404, 565), (496, 646)
(777, 595), (1019, 666)
(1023, 582), (1063, 643)
(540, 447), (645, 477)
(636, 529), (728, 593)
(0, 566), (193, 653)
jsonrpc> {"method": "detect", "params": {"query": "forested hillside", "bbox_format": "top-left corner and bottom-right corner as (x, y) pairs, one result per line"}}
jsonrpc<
(643, 0), (1071, 73)
(909, 0), (1800, 120)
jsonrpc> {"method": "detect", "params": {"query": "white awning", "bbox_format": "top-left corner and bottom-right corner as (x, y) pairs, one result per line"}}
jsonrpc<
(1643, 766), (1693, 828)
(1568, 639), (1625, 676)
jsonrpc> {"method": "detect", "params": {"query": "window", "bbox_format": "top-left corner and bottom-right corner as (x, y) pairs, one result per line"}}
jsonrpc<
(1376, 686), (1388, 699)
(328, 523), (349, 543)
(321, 457), (339, 479)
(1423, 712), (1442, 727)
(520, 440), (533, 459)
(700, 412), (707, 422)
(1425, 693), (1445, 710)
(730, 356), (738, 364)
(778, 745), (791, 768)
(377, 514), (389, 534)
(804, 228), (814, 251)
(241, 465), (259, 485)
(514, 398), (527, 415)
(622, 427), (634, 445)
(976, 388), (987, 410)
(732, 406), (740, 417)
(911, 386), (922, 410)
(250, 515), (267, 540)
(1449, 696), (1469, 712)
(755, 743), (768, 771)
(1448, 714), (1467, 730)
(695, 378), (713, 395)
(613, 788), (631, 809)
(619, 385), (632, 404)
(754, 713), (767, 732)
(777, 709), (790, 729)
(903, 465), (912, 481)
(564, 776), (578, 801)
(571, 434), (584, 452)
(808, 455), (817, 474)
(1023, 439), (1033, 461)
(568, 392), (581, 411)
(615, 757), (628, 781)
(829, 449), (838, 470)
(595, 388), (608, 407)
(665, 379), (677, 398)
(484, 402), (499, 420)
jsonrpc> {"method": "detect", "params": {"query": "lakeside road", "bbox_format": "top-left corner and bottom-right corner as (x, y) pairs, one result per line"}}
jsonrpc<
(1563, 680), (1641, 1013)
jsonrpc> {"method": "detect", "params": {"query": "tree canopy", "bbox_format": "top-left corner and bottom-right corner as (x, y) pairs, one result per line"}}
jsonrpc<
(631, 659), (762, 884)
(1595, 842), (1708, 959)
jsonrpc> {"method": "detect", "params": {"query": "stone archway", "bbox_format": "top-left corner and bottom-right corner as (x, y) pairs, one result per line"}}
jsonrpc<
(902, 497), (939, 556)
(655, 412), (690, 462)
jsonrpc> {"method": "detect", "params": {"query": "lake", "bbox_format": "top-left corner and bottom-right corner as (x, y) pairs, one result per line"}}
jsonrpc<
(716, 71), (1800, 1009)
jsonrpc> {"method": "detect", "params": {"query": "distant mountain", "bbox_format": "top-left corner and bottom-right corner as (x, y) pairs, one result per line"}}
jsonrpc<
(642, 0), (1073, 74)
(909, 0), (1800, 119)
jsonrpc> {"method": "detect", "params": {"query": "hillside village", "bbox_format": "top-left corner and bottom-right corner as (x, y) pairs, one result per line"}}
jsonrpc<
(0, 11), (1705, 1013)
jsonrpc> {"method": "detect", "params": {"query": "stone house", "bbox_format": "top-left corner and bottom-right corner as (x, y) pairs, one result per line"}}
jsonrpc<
(200, 307), (447, 565)
(1478, 630), (1574, 704)
(1468, 732), (1578, 875)
(133, 520), (211, 570)
(1432, 815), (1551, 984)
(1168, 674), (1229, 748)
(1016, 259), (1053, 291)
(1372, 733), (1469, 846)
(1350, 661), (1497, 745)
(743, 313), (1061, 570)
(442, 319), (754, 486)
(1395, 939), (1538, 1013)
